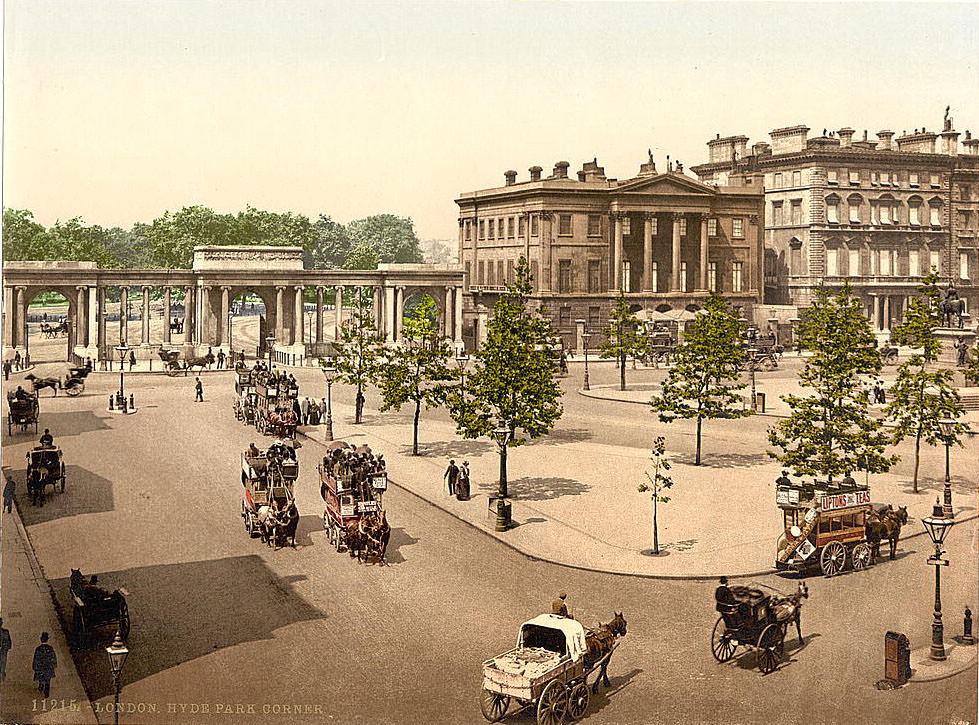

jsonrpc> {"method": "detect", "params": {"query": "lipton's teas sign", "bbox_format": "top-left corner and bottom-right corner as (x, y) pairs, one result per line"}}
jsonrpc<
(819, 490), (871, 512)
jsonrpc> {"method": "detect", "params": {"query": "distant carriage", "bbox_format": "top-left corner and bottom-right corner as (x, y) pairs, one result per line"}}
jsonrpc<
(643, 331), (677, 367)
(741, 333), (783, 372)
(234, 370), (258, 424)
(169, 318), (184, 334)
(69, 568), (130, 644)
(40, 321), (69, 339)
(6, 391), (39, 435)
(26, 446), (66, 504)
(254, 381), (298, 438)
(157, 349), (183, 377)
(64, 365), (91, 397)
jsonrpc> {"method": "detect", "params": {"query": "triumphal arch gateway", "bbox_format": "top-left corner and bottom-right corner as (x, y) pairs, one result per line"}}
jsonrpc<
(2, 246), (465, 363)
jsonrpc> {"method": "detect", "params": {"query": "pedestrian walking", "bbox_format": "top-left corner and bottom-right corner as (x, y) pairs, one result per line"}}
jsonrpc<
(0, 618), (10, 681)
(4, 475), (16, 513)
(217, 350), (226, 369)
(456, 461), (471, 501)
(32, 632), (56, 697)
(443, 459), (459, 496)
(2, 360), (10, 380)
(301, 397), (311, 425)
(195, 377), (204, 402)
(128, 350), (136, 371)
(14, 350), (21, 370)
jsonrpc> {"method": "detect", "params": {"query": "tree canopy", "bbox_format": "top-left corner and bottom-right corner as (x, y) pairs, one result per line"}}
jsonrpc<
(600, 292), (646, 391)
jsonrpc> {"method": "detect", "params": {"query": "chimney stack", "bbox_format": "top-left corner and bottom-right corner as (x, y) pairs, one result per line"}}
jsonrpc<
(940, 129), (960, 156)
(552, 161), (570, 179)
(877, 130), (895, 151)
(504, 170), (517, 186)
(963, 131), (979, 156)
(838, 127), (855, 147)
(529, 165), (543, 182)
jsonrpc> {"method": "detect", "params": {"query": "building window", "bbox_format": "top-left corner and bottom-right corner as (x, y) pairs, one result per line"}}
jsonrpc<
(559, 307), (571, 329)
(880, 171), (890, 186)
(773, 202), (783, 226)
(929, 201), (942, 227)
(849, 170), (860, 185)
(650, 216), (658, 235)
(827, 169), (838, 185)
(587, 215), (601, 237)
(679, 217), (687, 236)
(507, 259), (515, 283)
(517, 216), (525, 237)
(497, 260), (505, 286)
(826, 197), (840, 224)
(622, 261), (632, 292)
(909, 172), (919, 187)
(879, 249), (892, 276)
(479, 221), (485, 240)
(826, 248), (839, 276)
(708, 262), (717, 291)
(732, 262), (744, 292)
(530, 260), (539, 290)
(708, 218), (717, 236)
(465, 261), (471, 285)
(909, 201), (921, 226)
(879, 203), (891, 225)
(680, 261), (688, 292)
(531, 215), (539, 236)
(558, 214), (573, 236)
(930, 250), (941, 273)
(961, 252), (970, 279)
(849, 249), (860, 277)
(732, 218), (744, 238)
(650, 262), (659, 292)
(488, 219), (496, 239)
(774, 172), (783, 188)
(588, 306), (601, 325)
(624, 216), (634, 236)
(507, 217), (515, 238)
(558, 260), (572, 293)
(959, 184), (974, 201)
(871, 171), (879, 186)
(792, 170), (802, 187)
(930, 173), (940, 188)
(909, 249), (920, 277)
(848, 195), (863, 224)
(479, 260), (487, 284)
(464, 221), (471, 241)
(587, 260), (601, 293)
(791, 200), (802, 226)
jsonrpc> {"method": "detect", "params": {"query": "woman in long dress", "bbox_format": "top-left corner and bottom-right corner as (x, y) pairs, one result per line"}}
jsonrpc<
(456, 461), (471, 501)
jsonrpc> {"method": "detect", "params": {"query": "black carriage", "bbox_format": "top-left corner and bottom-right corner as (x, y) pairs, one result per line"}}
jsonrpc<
(880, 343), (899, 366)
(741, 333), (783, 372)
(254, 381), (298, 438)
(70, 568), (130, 644)
(64, 365), (91, 397)
(158, 349), (183, 377)
(643, 331), (676, 367)
(711, 582), (808, 674)
(26, 446), (66, 502)
(7, 391), (39, 435)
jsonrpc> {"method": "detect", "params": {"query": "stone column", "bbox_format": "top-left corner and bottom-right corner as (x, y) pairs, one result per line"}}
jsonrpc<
(275, 286), (285, 343)
(294, 285), (304, 346)
(871, 295), (881, 330)
(522, 212), (531, 264)
(671, 213), (683, 292)
(3, 287), (13, 349)
(163, 287), (172, 344)
(141, 286), (151, 345)
(315, 287), (324, 344)
(375, 286), (384, 334)
(119, 286), (129, 344)
(395, 287), (405, 341)
(698, 214), (710, 291)
(334, 286), (344, 340)
(97, 287), (107, 356)
(454, 286), (464, 343)
(444, 287), (453, 339)
(642, 214), (654, 292)
(385, 286), (396, 342)
(220, 286), (231, 347)
(199, 286), (210, 346)
(883, 296), (891, 332)
(76, 286), (88, 347)
(184, 286), (195, 344)
(540, 213), (552, 292)
(16, 287), (27, 349)
(613, 214), (624, 291)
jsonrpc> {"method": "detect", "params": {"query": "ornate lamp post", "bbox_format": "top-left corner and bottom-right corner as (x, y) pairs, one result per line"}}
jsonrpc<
(922, 500), (954, 661)
(320, 359), (336, 442)
(938, 417), (956, 517)
(115, 344), (129, 411)
(747, 347), (758, 412)
(582, 332), (591, 391)
(265, 335), (276, 369)
(491, 427), (512, 532)
(456, 353), (469, 413)
(105, 631), (129, 725)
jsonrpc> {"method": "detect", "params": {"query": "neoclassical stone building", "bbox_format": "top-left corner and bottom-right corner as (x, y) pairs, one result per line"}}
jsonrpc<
(455, 156), (765, 345)
(692, 118), (979, 331)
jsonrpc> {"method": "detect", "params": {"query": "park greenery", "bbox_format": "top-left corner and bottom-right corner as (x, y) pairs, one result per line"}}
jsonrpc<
(2, 206), (424, 271)
(768, 284), (898, 481)
(375, 296), (454, 455)
(637, 436), (674, 555)
(884, 271), (967, 492)
(447, 258), (563, 494)
(599, 292), (646, 391)
(332, 287), (384, 424)
(649, 292), (749, 465)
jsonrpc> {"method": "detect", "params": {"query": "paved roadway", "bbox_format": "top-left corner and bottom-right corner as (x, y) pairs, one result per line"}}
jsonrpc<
(2, 364), (976, 725)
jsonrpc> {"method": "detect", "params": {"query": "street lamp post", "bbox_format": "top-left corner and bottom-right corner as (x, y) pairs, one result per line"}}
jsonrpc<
(582, 333), (591, 391)
(748, 347), (758, 412)
(491, 427), (512, 531)
(938, 418), (956, 517)
(266, 335), (276, 369)
(321, 361), (336, 442)
(115, 344), (129, 411)
(456, 353), (469, 413)
(923, 500), (954, 661)
(105, 631), (129, 725)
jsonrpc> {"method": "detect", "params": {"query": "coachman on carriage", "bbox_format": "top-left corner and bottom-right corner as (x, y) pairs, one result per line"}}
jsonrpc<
(6, 389), (39, 435)
(70, 568), (130, 645)
(240, 446), (299, 548)
(254, 379), (299, 438)
(64, 364), (92, 396)
(158, 349), (183, 377)
(319, 443), (390, 563)
(26, 444), (66, 506)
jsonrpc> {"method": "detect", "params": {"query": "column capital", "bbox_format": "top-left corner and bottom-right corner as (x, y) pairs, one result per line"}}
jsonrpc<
(611, 211), (629, 221)
(669, 211), (685, 222)
(693, 212), (710, 223)
(748, 215), (760, 226)
(142, 285), (152, 292)
(295, 284), (304, 291)
(275, 285), (285, 292)
(76, 285), (88, 292)
(316, 285), (325, 293)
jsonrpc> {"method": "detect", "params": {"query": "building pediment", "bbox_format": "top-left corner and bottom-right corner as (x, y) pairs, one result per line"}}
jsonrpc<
(613, 173), (716, 198)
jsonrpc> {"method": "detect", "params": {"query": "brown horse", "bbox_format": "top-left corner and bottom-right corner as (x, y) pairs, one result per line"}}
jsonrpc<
(361, 511), (391, 565)
(346, 519), (367, 562)
(584, 612), (627, 694)
(183, 353), (214, 375)
(865, 506), (908, 562)
(24, 374), (61, 396)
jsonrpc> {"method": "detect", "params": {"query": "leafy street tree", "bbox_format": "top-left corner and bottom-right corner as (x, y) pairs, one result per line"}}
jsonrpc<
(310, 215), (352, 269)
(333, 287), (384, 424)
(885, 271), (968, 492)
(2, 208), (48, 260)
(637, 436), (674, 555)
(650, 292), (749, 465)
(346, 214), (424, 265)
(2, 209), (120, 267)
(142, 206), (234, 268)
(769, 285), (898, 481)
(447, 258), (563, 500)
(600, 292), (646, 391)
(375, 296), (454, 455)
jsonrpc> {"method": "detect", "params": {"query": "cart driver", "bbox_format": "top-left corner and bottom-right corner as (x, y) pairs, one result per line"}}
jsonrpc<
(38, 429), (54, 448)
(714, 576), (737, 609)
(775, 470), (791, 488)
(551, 592), (570, 618)
(14, 386), (30, 402)
(248, 442), (261, 459)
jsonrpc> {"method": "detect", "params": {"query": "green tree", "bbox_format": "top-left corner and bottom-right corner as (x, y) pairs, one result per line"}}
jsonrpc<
(347, 214), (424, 265)
(600, 292), (646, 391)
(310, 214), (352, 269)
(650, 292), (749, 465)
(885, 271), (968, 492)
(2, 208), (48, 260)
(768, 285), (898, 480)
(342, 241), (380, 270)
(376, 295), (454, 455)
(637, 436), (674, 555)
(142, 206), (234, 268)
(447, 258), (563, 501)
(333, 287), (384, 424)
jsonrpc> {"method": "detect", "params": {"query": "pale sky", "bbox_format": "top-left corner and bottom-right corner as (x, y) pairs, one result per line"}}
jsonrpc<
(4, 1), (978, 242)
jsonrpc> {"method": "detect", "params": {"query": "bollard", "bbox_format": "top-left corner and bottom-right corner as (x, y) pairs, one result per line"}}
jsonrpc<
(884, 631), (911, 686)
(130, 393), (135, 410)
(964, 608), (976, 645)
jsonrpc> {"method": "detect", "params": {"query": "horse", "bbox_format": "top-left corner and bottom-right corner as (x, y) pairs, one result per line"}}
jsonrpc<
(865, 505), (908, 562)
(169, 318), (184, 334)
(584, 612), (627, 694)
(346, 519), (367, 562)
(360, 511), (391, 564)
(942, 298), (966, 328)
(183, 353), (214, 375)
(771, 581), (809, 644)
(24, 374), (61, 396)
(27, 468), (45, 507)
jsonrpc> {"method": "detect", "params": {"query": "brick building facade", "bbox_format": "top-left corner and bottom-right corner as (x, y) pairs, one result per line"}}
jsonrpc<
(455, 156), (765, 347)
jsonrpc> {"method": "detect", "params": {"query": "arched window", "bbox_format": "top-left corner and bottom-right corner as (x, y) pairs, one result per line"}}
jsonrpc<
(825, 194), (841, 224)
(847, 194), (863, 224)
(928, 197), (943, 227)
(875, 194), (897, 225)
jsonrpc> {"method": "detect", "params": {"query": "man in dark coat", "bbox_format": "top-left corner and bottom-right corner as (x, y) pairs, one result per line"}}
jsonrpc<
(0, 617), (11, 681)
(3, 476), (15, 513)
(552, 592), (569, 617)
(195, 377), (204, 402)
(443, 459), (459, 496)
(32, 632), (56, 697)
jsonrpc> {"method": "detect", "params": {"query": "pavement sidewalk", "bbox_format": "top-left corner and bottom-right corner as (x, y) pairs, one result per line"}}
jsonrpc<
(0, 494), (99, 725)
(296, 401), (979, 581)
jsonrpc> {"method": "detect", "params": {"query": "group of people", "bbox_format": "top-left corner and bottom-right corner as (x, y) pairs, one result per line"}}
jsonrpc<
(3, 350), (28, 379)
(443, 459), (471, 501)
(320, 446), (386, 502)
(0, 620), (57, 698)
(865, 377), (887, 405)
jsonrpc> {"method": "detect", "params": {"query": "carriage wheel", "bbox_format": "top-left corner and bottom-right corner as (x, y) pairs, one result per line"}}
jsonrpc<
(66, 383), (82, 397)
(119, 600), (131, 640)
(73, 608), (86, 637)
(536, 680), (568, 725)
(851, 542), (873, 570)
(819, 541), (846, 576)
(479, 690), (510, 722)
(711, 616), (738, 662)
(756, 624), (784, 674)
(566, 682), (590, 721)
(61, 463), (66, 492)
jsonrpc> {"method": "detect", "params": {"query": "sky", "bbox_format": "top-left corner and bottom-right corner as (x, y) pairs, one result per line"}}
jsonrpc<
(4, 1), (978, 242)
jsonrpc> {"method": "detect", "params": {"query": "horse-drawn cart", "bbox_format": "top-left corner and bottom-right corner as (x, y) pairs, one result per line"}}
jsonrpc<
(6, 391), (39, 435)
(64, 365), (91, 396)
(240, 448), (298, 545)
(319, 465), (381, 553)
(642, 326), (677, 367)
(254, 381), (298, 438)
(70, 568), (130, 644)
(26, 446), (65, 505)
(480, 613), (625, 724)
(158, 349), (183, 377)
(234, 370), (257, 423)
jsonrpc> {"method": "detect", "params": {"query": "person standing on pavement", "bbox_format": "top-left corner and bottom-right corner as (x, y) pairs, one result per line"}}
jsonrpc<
(456, 461), (471, 501)
(128, 350), (136, 371)
(443, 459), (459, 496)
(195, 377), (204, 403)
(2, 360), (10, 380)
(32, 632), (56, 697)
(3, 475), (15, 513)
(0, 618), (10, 680)
(216, 350), (225, 369)
(301, 397), (311, 426)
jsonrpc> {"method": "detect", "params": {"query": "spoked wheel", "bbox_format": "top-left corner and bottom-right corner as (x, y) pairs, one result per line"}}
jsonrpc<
(536, 680), (568, 725)
(61, 464), (66, 492)
(566, 681), (590, 721)
(711, 616), (738, 662)
(66, 383), (82, 397)
(820, 541), (846, 576)
(851, 542), (873, 570)
(757, 624), (784, 674)
(479, 690), (510, 723)
(118, 600), (131, 640)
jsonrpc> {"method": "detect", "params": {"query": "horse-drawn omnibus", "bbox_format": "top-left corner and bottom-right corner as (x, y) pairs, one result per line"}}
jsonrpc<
(254, 380), (298, 438)
(240, 448), (297, 544)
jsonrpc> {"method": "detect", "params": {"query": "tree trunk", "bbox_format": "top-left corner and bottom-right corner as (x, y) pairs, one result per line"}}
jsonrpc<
(652, 495), (659, 554)
(913, 428), (922, 493)
(412, 398), (421, 456)
(355, 382), (363, 424)
(695, 416), (703, 465)
(620, 352), (626, 391)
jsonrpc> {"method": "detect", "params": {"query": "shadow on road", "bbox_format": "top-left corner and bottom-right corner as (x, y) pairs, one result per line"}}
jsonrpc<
(293, 514), (322, 547)
(410, 438), (495, 459)
(585, 667), (643, 717)
(14, 465), (115, 526)
(49, 555), (327, 700)
(526, 427), (594, 446)
(382, 527), (420, 565)
(478, 476), (590, 501)
(672, 451), (772, 469)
